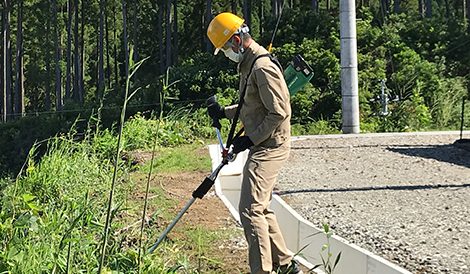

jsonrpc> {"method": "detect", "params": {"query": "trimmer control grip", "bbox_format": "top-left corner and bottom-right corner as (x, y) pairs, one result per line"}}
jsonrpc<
(206, 96), (222, 130)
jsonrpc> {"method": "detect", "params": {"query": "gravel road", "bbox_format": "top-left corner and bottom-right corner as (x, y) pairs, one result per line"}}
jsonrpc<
(276, 132), (470, 274)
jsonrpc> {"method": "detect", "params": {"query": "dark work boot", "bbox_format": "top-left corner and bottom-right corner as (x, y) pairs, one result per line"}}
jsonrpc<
(273, 260), (304, 274)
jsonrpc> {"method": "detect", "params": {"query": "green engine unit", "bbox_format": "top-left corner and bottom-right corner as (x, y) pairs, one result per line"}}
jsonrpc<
(284, 54), (314, 96)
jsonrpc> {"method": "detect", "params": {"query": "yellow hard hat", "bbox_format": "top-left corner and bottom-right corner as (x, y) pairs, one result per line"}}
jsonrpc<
(207, 12), (244, 55)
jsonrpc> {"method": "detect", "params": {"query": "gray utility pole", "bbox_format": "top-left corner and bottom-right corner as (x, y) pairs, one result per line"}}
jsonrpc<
(340, 0), (360, 133)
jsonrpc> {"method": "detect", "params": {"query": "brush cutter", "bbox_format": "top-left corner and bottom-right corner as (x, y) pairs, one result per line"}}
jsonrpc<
(148, 55), (313, 253)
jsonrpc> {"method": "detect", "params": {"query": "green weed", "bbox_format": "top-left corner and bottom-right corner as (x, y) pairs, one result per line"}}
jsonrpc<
(306, 222), (342, 274)
(139, 143), (212, 174)
(0, 113), (233, 273)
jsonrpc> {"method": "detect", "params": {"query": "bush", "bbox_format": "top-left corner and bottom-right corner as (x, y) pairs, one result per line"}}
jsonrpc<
(0, 115), (74, 177)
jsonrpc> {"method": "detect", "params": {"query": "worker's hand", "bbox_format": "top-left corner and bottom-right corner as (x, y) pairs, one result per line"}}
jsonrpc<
(207, 101), (225, 120)
(207, 96), (226, 130)
(232, 136), (254, 153)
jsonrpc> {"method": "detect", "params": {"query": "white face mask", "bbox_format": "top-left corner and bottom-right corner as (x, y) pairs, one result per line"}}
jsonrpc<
(223, 47), (243, 63)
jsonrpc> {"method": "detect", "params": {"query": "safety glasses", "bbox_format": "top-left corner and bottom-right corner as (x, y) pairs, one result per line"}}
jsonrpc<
(222, 40), (236, 51)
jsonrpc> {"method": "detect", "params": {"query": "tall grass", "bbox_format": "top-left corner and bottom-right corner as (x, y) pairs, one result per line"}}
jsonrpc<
(0, 53), (230, 273)
(122, 106), (218, 151)
(138, 68), (177, 268)
(0, 97), (226, 274)
(0, 121), (218, 273)
(97, 51), (149, 273)
(0, 134), (116, 273)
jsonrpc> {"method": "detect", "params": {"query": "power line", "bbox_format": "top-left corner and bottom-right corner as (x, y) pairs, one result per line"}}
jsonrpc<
(1, 98), (207, 119)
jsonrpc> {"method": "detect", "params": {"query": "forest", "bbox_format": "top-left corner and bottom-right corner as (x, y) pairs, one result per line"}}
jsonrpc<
(1, 0), (469, 119)
(1, 0), (468, 119)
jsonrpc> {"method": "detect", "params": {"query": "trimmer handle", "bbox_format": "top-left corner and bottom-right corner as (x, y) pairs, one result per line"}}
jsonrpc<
(206, 96), (222, 130)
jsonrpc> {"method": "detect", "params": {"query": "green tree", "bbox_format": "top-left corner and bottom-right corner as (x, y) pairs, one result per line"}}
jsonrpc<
(3, 0), (13, 122)
(14, 0), (25, 120)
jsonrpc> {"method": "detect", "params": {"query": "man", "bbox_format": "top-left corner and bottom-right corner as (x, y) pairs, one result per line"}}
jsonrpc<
(206, 12), (303, 274)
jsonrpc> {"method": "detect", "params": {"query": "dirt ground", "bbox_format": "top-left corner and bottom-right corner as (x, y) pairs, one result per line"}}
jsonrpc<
(126, 146), (251, 274)
(127, 150), (248, 273)
(132, 148), (309, 274)
(152, 169), (251, 274)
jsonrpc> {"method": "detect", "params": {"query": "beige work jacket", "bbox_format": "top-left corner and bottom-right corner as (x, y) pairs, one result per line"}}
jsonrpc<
(224, 41), (291, 148)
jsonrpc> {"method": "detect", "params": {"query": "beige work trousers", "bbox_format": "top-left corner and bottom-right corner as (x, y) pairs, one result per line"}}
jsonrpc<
(238, 143), (292, 274)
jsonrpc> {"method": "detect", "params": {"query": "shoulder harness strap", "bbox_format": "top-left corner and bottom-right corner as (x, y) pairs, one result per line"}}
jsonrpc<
(226, 53), (283, 148)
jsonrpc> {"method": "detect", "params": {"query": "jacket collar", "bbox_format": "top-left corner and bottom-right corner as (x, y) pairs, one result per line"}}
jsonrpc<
(237, 40), (268, 74)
